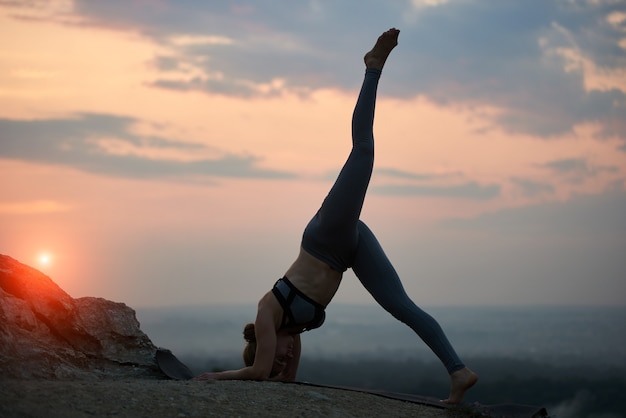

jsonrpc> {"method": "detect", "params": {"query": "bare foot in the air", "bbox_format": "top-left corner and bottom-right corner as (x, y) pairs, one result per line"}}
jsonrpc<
(442, 367), (478, 404)
(364, 28), (400, 70)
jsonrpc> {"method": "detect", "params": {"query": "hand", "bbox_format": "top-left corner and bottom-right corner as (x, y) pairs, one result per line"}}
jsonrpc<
(270, 372), (295, 382)
(193, 372), (218, 381)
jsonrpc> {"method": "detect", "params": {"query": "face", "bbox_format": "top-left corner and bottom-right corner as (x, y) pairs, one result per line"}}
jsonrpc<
(271, 333), (295, 376)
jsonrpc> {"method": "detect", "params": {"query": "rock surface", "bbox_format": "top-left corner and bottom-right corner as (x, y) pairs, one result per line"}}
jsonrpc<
(0, 254), (160, 379)
(0, 380), (453, 418)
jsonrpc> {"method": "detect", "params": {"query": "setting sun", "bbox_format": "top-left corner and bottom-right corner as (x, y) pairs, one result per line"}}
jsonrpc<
(38, 252), (52, 266)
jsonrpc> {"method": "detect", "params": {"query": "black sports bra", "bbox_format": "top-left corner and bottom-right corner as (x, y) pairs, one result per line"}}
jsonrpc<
(271, 276), (326, 333)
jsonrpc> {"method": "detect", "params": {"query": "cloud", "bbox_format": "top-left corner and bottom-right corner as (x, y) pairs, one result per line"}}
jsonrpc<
(0, 113), (295, 180)
(0, 0), (74, 21)
(537, 157), (620, 184)
(371, 181), (500, 199)
(443, 186), (626, 237)
(3, 0), (625, 137)
(541, 158), (590, 175)
(376, 167), (456, 180)
(322, 167), (490, 199)
(0, 200), (72, 215)
(510, 177), (555, 198)
(399, 1), (626, 137)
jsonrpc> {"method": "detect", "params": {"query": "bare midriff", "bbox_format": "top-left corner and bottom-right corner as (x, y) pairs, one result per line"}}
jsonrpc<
(282, 246), (343, 307)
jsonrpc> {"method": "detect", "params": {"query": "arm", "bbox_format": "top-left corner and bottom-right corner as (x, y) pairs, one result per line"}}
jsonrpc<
(270, 334), (301, 382)
(195, 296), (279, 381)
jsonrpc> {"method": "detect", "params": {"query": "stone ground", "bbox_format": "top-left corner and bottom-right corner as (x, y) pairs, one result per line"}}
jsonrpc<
(0, 379), (472, 418)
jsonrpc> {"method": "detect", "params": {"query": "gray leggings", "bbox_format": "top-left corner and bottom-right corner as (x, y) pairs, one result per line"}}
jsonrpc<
(302, 68), (465, 374)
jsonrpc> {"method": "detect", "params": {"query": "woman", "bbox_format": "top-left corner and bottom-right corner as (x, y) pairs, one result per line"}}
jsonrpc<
(195, 28), (478, 404)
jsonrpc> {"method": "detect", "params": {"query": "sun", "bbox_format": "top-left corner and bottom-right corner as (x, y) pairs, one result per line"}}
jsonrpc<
(38, 252), (52, 266)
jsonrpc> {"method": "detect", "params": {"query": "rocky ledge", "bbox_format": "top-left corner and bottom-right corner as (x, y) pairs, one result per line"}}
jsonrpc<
(0, 254), (160, 380)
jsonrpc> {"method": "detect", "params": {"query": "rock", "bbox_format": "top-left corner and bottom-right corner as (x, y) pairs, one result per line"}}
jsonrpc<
(0, 254), (161, 379)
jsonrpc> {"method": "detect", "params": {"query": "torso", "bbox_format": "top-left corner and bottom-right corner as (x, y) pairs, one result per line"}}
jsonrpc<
(283, 246), (343, 307)
(259, 247), (343, 333)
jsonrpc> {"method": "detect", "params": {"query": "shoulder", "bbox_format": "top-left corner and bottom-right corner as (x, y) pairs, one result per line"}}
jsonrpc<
(257, 291), (282, 330)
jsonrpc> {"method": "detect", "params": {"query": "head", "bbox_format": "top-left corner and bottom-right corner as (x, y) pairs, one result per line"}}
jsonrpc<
(242, 323), (257, 367)
(242, 323), (295, 377)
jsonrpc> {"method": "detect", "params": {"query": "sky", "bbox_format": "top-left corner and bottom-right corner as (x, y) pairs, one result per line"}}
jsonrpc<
(1, 0), (625, 308)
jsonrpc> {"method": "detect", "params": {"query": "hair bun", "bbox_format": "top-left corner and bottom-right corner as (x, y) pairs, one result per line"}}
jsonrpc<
(243, 323), (256, 343)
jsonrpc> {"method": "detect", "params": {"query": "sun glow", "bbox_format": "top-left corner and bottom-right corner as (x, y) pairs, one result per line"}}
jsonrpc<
(38, 252), (52, 266)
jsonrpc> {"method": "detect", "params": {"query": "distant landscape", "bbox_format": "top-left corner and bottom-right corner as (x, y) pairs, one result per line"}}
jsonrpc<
(137, 304), (626, 418)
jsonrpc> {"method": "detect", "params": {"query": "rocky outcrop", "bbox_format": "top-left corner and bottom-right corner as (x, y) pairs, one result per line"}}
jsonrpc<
(0, 254), (160, 379)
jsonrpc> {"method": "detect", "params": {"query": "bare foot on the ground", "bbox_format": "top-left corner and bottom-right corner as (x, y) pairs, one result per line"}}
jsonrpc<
(364, 28), (400, 70)
(441, 367), (478, 404)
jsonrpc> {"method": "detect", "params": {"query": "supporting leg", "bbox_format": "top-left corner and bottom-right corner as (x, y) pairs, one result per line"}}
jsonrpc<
(352, 221), (478, 403)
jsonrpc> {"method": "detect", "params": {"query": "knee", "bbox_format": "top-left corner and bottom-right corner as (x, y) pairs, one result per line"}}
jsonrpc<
(353, 138), (374, 155)
(386, 297), (418, 323)
(393, 300), (437, 327)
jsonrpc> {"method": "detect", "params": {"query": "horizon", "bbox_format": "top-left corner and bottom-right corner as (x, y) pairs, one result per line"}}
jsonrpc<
(1, 1), (625, 309)
(4, 250), (624, 309)
(135, 303), (626, 372)
(132, 299), (626, 309)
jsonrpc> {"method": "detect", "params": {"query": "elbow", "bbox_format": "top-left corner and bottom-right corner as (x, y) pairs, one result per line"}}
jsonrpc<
(248, 367), (271, 381)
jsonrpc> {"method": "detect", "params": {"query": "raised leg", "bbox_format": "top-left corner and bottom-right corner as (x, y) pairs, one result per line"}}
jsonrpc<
(301, 29), (399, 272)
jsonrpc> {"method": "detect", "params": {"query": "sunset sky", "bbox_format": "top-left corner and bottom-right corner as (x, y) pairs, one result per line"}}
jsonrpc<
(1, 0), (625, 308)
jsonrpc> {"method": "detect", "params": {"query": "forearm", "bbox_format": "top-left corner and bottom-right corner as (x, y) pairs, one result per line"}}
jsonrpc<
(277, 335), (301, 382)
(220, 366), (270, 380)
(196, 366), (267, 381)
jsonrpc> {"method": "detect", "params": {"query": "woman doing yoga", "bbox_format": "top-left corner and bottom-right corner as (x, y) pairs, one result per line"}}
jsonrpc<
(195, 28), (478, 404)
